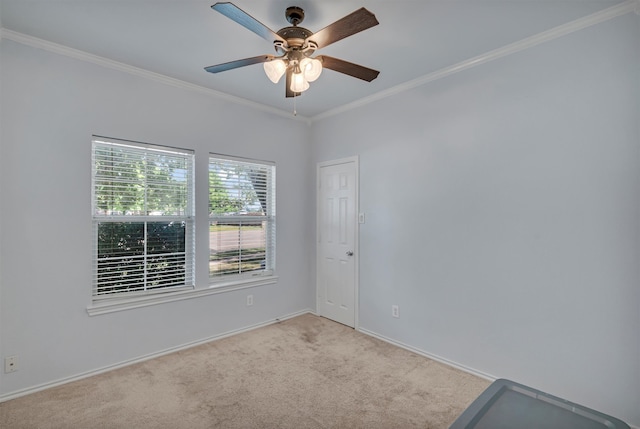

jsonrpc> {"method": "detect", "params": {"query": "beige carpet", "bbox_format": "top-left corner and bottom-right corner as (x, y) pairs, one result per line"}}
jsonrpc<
(0, 314), (489, 428)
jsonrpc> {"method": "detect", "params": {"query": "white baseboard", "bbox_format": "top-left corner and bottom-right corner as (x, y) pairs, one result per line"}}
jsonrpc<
(0, 308), (315, 403)
(357, 326), (497, 382)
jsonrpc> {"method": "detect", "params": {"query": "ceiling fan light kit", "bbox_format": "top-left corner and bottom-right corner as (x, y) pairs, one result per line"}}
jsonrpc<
(205, 2), (380, 98)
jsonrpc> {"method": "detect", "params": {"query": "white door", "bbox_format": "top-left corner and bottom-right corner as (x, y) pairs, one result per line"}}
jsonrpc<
(317, 158), (358, 327)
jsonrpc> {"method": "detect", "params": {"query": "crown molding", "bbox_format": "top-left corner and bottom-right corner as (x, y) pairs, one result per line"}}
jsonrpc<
(311, 0), (639, 123)
(0, 28), (311, 124)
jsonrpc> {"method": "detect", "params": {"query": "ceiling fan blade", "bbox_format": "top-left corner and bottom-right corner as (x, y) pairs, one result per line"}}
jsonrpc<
(306, 8), (379, 49)
(205, 54), (274, 73)
(285, 68), (301, 98)
(316, 56), (380, 82)
(212, 2), (286, 44)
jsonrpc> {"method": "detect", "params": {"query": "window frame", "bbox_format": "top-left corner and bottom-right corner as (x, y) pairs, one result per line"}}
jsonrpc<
(86, 139), (279, 317)
(208, 153), (276, 286)
(89, 136), (195, 313)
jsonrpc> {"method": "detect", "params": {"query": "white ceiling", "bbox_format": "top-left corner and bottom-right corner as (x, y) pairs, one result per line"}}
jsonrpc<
(0, 0), (626, 119)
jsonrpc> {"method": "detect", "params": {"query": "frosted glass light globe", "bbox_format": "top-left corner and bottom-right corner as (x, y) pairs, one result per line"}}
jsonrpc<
(263, 59), (286, 83)
(301, 57), (322, 82)
(290, 71), (310, 93)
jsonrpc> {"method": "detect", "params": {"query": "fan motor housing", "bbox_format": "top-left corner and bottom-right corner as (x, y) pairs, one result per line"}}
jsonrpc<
(277, 26), (313, 48)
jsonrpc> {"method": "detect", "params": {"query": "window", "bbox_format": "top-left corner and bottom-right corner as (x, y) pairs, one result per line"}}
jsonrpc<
(209, 155), (275, 283)
(92, 137), (195, 299)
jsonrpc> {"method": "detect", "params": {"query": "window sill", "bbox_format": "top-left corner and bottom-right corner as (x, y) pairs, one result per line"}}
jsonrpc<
(86, 275), (278, 316)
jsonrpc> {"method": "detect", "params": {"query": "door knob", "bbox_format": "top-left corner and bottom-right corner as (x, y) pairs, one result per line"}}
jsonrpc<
(346, 251), (353, 256)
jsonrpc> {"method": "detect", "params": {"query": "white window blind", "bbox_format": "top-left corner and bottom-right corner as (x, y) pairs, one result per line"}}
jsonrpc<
(209, 155), (275, 281)
(92, 136), (195, 298)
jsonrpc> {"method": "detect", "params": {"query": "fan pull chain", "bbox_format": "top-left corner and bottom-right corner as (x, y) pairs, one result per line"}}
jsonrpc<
(293, 93), (297, 116)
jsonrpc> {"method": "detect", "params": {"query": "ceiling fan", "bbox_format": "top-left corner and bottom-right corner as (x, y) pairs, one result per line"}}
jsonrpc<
(204, 2), (380, 98)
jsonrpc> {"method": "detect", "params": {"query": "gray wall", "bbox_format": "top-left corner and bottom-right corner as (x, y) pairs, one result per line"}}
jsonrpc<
(0, 40), (315, 396)
(311, 13), (640, 427)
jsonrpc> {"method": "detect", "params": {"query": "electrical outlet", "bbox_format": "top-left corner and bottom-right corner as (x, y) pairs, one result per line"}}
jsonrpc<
(246, 295), (253, 306)
(5, 356), (18, 373)
(392, 305), (399, 318)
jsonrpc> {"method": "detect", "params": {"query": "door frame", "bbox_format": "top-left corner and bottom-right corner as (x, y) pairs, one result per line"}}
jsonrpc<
(316, 156), (359, 329)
